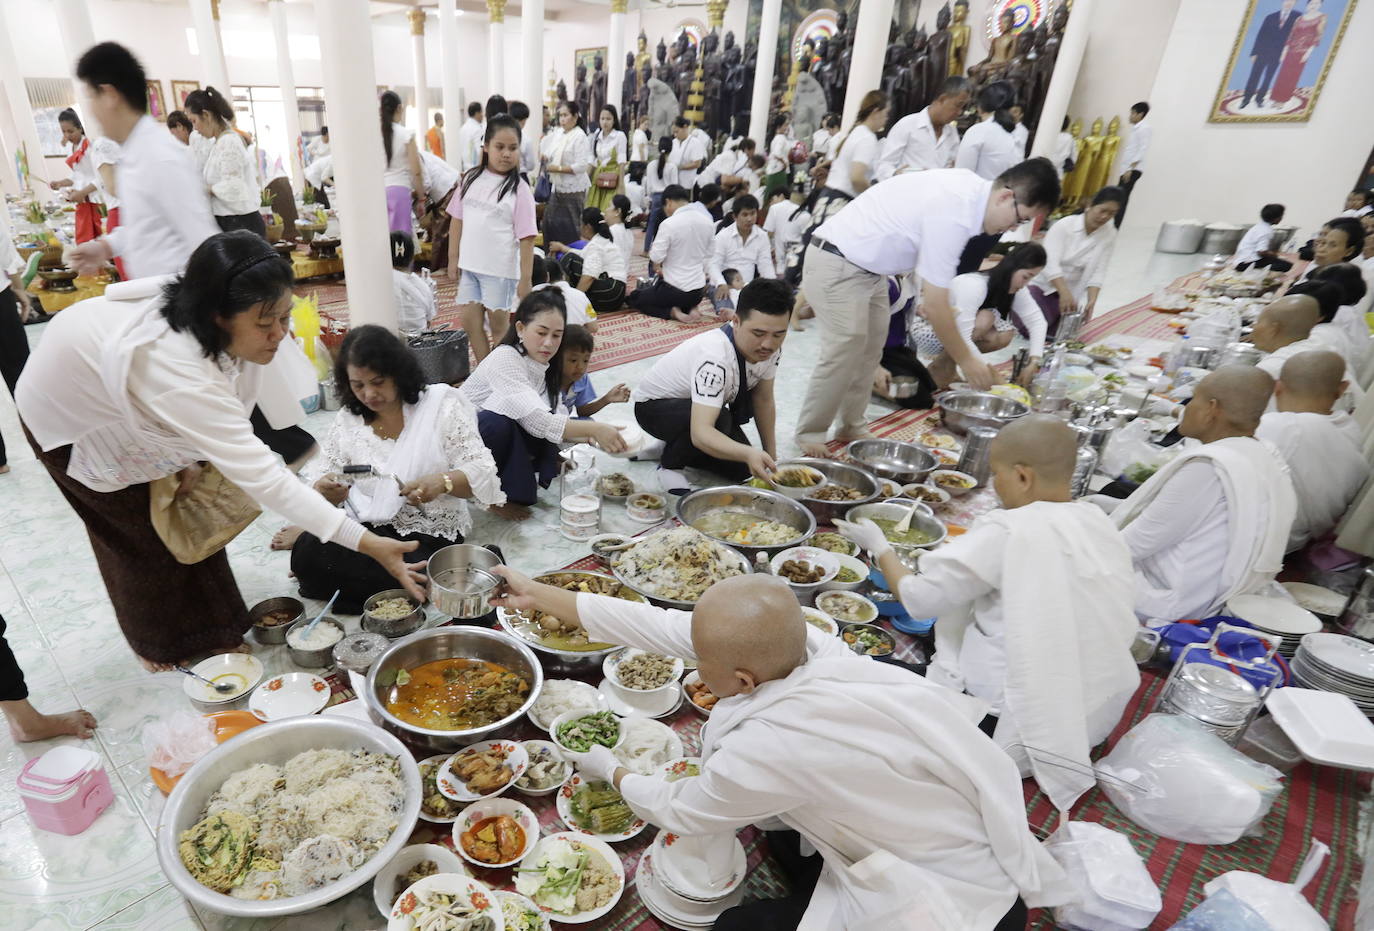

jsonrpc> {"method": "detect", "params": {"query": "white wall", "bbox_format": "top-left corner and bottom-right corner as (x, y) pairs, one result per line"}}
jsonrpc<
(1123, 0), (1374, 239)
(1065, 0), (1181, 136)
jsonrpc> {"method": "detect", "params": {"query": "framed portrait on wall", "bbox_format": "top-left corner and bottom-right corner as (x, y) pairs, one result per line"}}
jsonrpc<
(171, 80), (200, 110)
(146, 80), (167, 122)
(574, 47), (607, 75)
(1209, 0), (1357, 123)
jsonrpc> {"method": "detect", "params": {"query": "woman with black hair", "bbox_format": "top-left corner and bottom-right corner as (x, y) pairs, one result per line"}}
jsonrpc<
(954, 81), (1021, 181)
(16, 231), (427, 670)
(587, 105), (628, 212)
(184, 87), (265, 237)
(166, 110), (193, 145)
(380, 90), (425, 233)
(48, 109), (117, 244)
(540, 100), (593, 248)
(568, 207), (627, 313)
(764, 112), (794, 201)
(282, 325), (504, 614)
(911, 243), (1048, 388)
(642, 135), (676, 253)
(461, 289), (628, 517)
(1028, 186), (1123, 330)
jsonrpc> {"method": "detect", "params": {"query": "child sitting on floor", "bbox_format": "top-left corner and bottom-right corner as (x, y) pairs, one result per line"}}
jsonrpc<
(558, 324), (630, 418)
(536, 255), (597, 330)
(390, 232), (437, 336)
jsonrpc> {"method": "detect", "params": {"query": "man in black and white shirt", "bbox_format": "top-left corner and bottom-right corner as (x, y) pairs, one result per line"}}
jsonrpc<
(709, 195), (775, 316)
(633, 278), (792, 491)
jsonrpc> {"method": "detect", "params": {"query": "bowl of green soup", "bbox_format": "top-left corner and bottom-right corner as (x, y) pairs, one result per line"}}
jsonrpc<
(843, 501), (947, 569)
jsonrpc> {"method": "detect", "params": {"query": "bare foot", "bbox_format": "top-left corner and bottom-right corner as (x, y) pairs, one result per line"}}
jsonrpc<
(271, 526), (304, 551)
(669, 308), (701, 325)
(4, 704), (98, 742)
(0, 464), (10, 474)
(491, 502), (532, 521)
(835, 429), (877, 444)
(139, 656), (177, 672)
(799, 441), (834, 459)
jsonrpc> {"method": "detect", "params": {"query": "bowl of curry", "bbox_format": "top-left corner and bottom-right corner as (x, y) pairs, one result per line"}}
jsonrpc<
(363, 627), (544, 752)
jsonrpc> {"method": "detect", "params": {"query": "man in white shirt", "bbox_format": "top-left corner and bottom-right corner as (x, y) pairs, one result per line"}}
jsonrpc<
(632, 278), (790, 488)
(709, 195), (775, 316)
(697, 140), (753, 194)
(1234, 203), (1293, 272)
(626, 184), (715, 323)
(509, 100), (538, 177)
(491, 568), (1072, 929)
(1253, 293), (1363, 412)
(1115, 101), (1151, 228)
(795, 160), (1060, 456)
(1100, 366), (1297, 621)
(67, 42), (217, 280)
(838, 416), (1139, 815)
(668, 116), (709, 192)
(455, 101), (485, 173)
(875, 76), (970, 180)
(307, 126), (329, 161)
(1256, 351), (1371, 552)
(1009, 104), (1029, 156)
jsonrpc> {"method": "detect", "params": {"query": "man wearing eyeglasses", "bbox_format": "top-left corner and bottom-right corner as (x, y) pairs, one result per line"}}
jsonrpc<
(794, 159), (1061, 458)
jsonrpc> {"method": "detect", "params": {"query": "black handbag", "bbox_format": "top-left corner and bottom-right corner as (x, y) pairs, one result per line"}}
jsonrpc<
(407, 324), (471, 385)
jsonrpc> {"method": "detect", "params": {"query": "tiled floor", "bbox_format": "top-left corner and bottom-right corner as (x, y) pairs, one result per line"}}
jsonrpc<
(0, 236), (1356, 930)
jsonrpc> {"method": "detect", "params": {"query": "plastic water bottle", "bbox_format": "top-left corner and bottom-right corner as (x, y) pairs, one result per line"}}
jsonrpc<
(1164, 335), (1190, 375)
(1032, 346), (1068, 412)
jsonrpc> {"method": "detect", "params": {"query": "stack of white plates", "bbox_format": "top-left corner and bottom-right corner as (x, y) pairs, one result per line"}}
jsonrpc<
(1226, 594), (1322, 658)
(633, 833), (746, 930)
(1292, 633), (1374, 717)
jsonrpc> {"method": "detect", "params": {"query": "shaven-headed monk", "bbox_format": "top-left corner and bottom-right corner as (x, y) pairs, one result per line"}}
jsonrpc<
(491, 566), (1072, 930)
(836, 415), (1139, 815)
(1252, 294), (1364, 412)
(1107, 365), (1297, 621)
(1257, 350), (1371, 551)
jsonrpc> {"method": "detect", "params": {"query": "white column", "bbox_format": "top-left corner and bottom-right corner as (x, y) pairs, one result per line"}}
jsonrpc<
(1030, 0), (1094, 162)
(438, 0), (463, 169)
(408, 9), (430, 136)
(0, 90), (24, 192)
(0, 0), (48, 192)
(840, 0), (896, 129)
(189, 0), (231, 93)
(607, 0), (627, 122)
(312, 0), (397, 330)
(268, 0), (304, 189)
(53, 0), (103, 137)
(521, 0), (544, 156)
(748, 0), (783, 144)
(487, 0), (507, 99)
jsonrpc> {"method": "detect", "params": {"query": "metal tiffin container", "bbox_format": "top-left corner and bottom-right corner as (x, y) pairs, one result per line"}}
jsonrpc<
(953, 426), (998, 487)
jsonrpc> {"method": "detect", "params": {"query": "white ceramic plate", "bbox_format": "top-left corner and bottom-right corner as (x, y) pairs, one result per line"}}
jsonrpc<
(182, 652), (264, 704)
(612, 715), (685, 776)
(494, 890), (552, 931)
(651, 828), (748, 903)
(1282, 582), (1348, 617)
(634, 852), (721, 930)
(526, 678), (610, 733)
(1301, 633), (1374, 682)
(416, 754), (465, 823)
(452, 797), (541, 869)
(371, 844), (469, 919)
(555, 771), (648, 842)
(513, 740), (571, 796)
(437, 739), (529, 802)
(516, 833), (625, 923)
(387, 873), (502, 931)
(1266, 688), (1374, 772)
(659, 756), (703, 782)
(247, 672), (329, 721)
(1227, 594), (1322, 636)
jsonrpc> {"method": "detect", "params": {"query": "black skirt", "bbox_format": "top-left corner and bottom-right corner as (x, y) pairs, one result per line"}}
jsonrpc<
(291, 521), (457, 615)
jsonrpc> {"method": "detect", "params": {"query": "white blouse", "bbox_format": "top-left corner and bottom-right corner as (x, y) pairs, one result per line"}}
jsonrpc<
(766, 133), (793, 175)
(304, 389), (504, 541)
(592, 129), (628, 166)
(201, 132), (261, 217)
(460, 344), (570, 444)
(578, 233), (627, 283)
(383, 122), (416, 188)
(541, 127), (592, 194)
(954, 117), (1021, 182)
(1031, 214), (1117, 304)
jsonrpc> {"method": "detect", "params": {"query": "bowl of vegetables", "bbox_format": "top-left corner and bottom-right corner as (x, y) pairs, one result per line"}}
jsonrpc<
(550, 710), (625, 754)
(416, 754), (464, 823)
(515, 739), (571, 796)
(808, 530), (860, 557)
(820, 554), (869, 593)
(841, 623), (896, 658)
(514, 832), (625, 923)
(816, 590), (880, 626)
(496, 890), (552, 931)
(843, 501), (947, 568)
(766, 464), (828, 499)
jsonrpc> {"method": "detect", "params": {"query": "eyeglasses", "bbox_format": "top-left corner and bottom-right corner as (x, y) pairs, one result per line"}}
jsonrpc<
(1011, 189), (1030, 226)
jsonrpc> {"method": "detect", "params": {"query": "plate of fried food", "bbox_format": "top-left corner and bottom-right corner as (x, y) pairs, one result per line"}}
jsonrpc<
(437, 739), (529, 802)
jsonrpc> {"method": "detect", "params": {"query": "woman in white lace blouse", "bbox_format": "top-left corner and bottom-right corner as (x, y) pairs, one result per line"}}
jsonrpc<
(184, 87), (265, 238)
(284, 325), (505, 613)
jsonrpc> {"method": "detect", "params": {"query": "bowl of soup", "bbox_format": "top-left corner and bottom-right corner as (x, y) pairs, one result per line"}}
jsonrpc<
(363, 628), (544, 752)
(843, 501), (947, 571)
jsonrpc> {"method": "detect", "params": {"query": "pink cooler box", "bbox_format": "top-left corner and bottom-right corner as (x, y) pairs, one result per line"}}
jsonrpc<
(17, 746), (114, 835)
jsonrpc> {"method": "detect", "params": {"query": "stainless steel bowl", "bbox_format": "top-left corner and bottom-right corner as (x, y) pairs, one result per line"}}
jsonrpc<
(156, 716), (421, 918)
(675, 485), (816, 558)
(783, 458), (882, 525)
(936, 391), (1030, 435)
(844, 439), (937, 484)
(361, 589), (426, 639)
(844, 500), (947, 570)
(496, 570), (643, 676)
(284, 616), (345, 668)
(248, 596), (304, 645)
(427, 544), (503, 619)
(363, 626), (543, 752)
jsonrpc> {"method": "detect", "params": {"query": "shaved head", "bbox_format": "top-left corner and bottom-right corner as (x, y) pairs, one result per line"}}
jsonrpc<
(1194, 365), (1274, 431)
(1276, 349), (1347, 413)
(990, 414), (1079, 482)
(1252, 295), (1320, 351)
(693, 575), (807, 693)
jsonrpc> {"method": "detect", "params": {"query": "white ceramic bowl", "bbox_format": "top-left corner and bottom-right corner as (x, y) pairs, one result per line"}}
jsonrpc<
(681, 670), (716, 717)
(918, 433), (962, 453)
(801, 607), (840, 635)
(515, 739), (571, 796)
(603, 648), (685, 701)
(820, 554), (869, 593)
(550, 709), (626, 754)
(371, 844), (469, 919)
(387, 873), (501, 930)
(816, 590), (880, 625)
(612, 716), (685, 776)
(900, 482), (951, 508)
(517, 833), (625, 923)
(770, 545), (840, 595)
(182, 652), (264, 704)
(930, 469), (977, 497)
(453, 796), (542, 868)
(927, 447), (961, 468)
(436, 739), (529, 802)
(626, 492), (668, 522)
(767, 464), (828, 499)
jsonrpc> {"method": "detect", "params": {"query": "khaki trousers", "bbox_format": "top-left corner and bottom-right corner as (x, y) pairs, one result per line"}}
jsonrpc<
(795, 245), (891, 446)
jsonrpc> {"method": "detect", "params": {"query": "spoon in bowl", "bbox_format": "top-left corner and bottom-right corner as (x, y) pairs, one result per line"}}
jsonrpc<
(175, 665), (238, 694)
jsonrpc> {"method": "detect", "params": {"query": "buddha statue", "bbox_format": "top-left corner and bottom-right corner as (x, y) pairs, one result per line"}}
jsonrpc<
(636, 31), (651, 73)
(1089, 115), (1123, 195)
(574, 62), (591, 124)
(637, 61), (653, 125)
(1068, 118), (1106, 207)
(590, 54), (608, 122)
(622, 52), (638, 124)
(907, 28), (932, 116)
(556, 78), (568, 104)
(970, 10), (1017, 85)
(1024, 25), (1053, 126)
(926, 3), (953, 96)
(948, 0), (972, 78)
(1060, 117), (1087, 204)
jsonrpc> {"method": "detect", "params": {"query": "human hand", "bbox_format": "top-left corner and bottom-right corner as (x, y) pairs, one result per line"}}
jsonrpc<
(834, 517), (892, 557)
(359, 534), (427, 601)
(745, 448), (778, 481)
(15, 291), (37, 323)
(560, 744), (620, 784)
(488, 565), (540, 611)
(313, 475), (349, 505)
(962, 357), (1000, 390)
(1016, 360), (1041, 388)
(714, 284), (729, 301)
(68, 240), (113, 276)
(603, 383), (631, 404)
(1082, 300), (1097, 322)
(445, 262), (460, 282)
(174, 463), (205, 499)
(1057, 288), (1079, 317)
(872, 366), (892, 397)
(592, 423), (628, 453)
(399, 473), (448, 505)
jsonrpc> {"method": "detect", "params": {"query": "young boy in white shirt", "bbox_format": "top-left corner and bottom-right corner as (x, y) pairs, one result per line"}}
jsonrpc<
(557, 324), (630, 419)
(1234, 203), (1293, 272)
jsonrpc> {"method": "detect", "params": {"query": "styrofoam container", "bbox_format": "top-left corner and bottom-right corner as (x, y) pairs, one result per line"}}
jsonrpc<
(17, 746), (114, 835)
(1048, 821), (1161, 931)
(1265, 687), (1374, 772)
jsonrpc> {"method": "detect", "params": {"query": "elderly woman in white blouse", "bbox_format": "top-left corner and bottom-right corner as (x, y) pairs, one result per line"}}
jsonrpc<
(280, 325), (504, 614)
(184, 87), (265, 238)
(1027, 186), (1123, 331)
(15, 232), (425, 671)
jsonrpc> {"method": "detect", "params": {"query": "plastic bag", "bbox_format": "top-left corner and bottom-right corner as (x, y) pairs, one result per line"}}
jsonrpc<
(1100, 420), (1172, 483)
(1047, 822), (1161, 931)
(1095, 714), (1284, 844)
(142, 710), (216, 778)
(1168, 890), (1272, 930)
(1201, 840), (1329, 931)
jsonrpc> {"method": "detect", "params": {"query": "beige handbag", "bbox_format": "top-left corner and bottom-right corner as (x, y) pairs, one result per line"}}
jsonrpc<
(149, 464), (261, 565)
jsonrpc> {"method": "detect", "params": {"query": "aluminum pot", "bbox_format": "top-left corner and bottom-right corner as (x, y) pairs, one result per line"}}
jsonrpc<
(674, 485), (816, 559)
(156, 716), (421, 918)
(361, 589), (427, 639)
(364, 626), (544, 752)
(782, 457), (882, 525)
(845, 439), (937, 484)
(1218, 342), (1264, 367)
(285, 616), (346, 668)
(427, 543), (503, 619)
(248, 596), (304, 645)
(844, 500), (947, 571)
(937, 391), (1030, 435)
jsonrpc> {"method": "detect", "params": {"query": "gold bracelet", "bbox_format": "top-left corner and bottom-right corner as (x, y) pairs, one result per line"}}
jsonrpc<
(441, 473), (453, 495)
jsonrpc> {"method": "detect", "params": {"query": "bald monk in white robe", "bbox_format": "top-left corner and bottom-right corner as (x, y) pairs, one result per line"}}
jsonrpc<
(1256, 350), (1371, 552)
(490, 568), (1072, 931)
(1106, 366), (1297, 622)
(1253, 294), (1364, 413)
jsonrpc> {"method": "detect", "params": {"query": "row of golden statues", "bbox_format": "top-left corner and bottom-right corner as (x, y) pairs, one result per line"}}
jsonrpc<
(1060, 115), (1122, 209)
